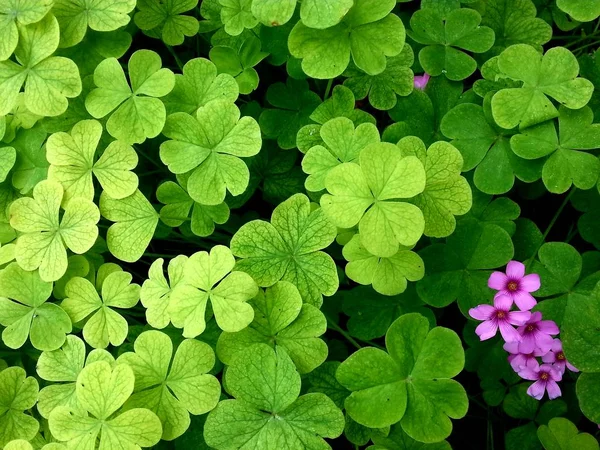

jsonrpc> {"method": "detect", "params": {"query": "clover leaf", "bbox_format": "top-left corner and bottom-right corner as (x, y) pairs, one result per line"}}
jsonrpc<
(511, 105), (600, 193)
(491, 44), (594, 129)
(5, 441), (65, 450)
(61, 270), (140, 348)
(336, 313), (467, 442)
(9, 180), (99, 282)
(556, 0), (600, 22)
(85, 49), (175, 143)
(0, 0), (53, 61)
(0, 366), (39, 447)
(53, 0), (136, 48)
(300, 0), (353, 28)
(321, 142), (426, 258)
(205, 344), (345, 449)
(217, 281), (328, 373)
(219, 0), (257, 36)
(289, 0), (405, 79)
(231, 193), (339, 306)
(537, 417), (600, 450)
(160, 100), (261, 205)
(49, 361), (162, 449)
(10, 125), (48, 194)
(251, 0), (295, 27)
(119, 330), (221, 440)
(0, 145), (15, 182)
(135, 0), (199, 46)
(0, 14), (82, 117)
(99, 189), (159, 263)
(370, 424), (452, 450)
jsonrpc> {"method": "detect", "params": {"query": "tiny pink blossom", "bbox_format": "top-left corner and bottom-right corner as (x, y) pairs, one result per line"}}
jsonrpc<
(469, 294), (531, 343)
(517, 311), (559, 354)
(414, 73), (430, 90)
(488, 261), (540, 311)
(518, 363), (562, 400)
(542, 339), (579, 374)
(503, 341), (545, 372)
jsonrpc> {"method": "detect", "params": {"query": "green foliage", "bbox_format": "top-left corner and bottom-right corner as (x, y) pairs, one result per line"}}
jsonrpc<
(0, 366), (39, 446)
(135, 0), (199, 46)
(537, 417), (599, 449)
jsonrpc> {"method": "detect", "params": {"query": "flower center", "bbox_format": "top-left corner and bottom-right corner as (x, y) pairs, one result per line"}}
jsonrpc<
(540, 372), (549, 381)
(557, 352), (565, 361)
(507, 281), (519, 292)
(525, 324), (535, 332)
(496, 311), (506, 320)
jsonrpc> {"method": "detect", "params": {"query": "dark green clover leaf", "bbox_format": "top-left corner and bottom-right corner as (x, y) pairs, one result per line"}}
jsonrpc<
(10, 125), (48, 194)
(577, 373), (600, 423)
(572, 189), (600, 250)
(473, 56), (521, 98)
(369, 424), (451, 449)
(135, 0), (199, 46)
(537, 418), (600, 450)
(556, 0), (600, 22)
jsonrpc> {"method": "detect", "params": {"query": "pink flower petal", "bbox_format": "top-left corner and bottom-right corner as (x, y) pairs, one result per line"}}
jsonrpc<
(475, 320), (498, 340)
(513, 291), (537, 311)
(550, 339), (562, 353)
(527, 380), (546, 400)
(414, 73), (430, 90)
(503, 341), (519, 354)
(537, 320), (559, 335)
(535, 333), (555, 354)
(506, 261), (525, 279)
(518, 334), (537, 354)
(529, 311), (542, 323)
(488, 271), (508, 290)
(494, 294), (513, 311)
(546, 380), (562, 400)
(499, 321), (521, 343)
(566, 361), (579, 372)
(542, 351), (556, 364)
(519, 366), (540, 381)
(547, 366), (562, 382)
(507, 310), (531, 326)
(520, 274), (540, 292)
(469, 304), (495, 320)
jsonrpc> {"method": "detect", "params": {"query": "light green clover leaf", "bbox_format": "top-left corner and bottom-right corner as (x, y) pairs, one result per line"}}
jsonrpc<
(556, 0), (600, 22)
(0, 366), (39, 447)
(61, 270), (140, 348)
(219, 0), (257, 36)
(160, 100), (261, 205)
(537, 418), (600, 450)
(491, 44), (594, 129)
(251, 0), (295, 27)
(336, 313), (467, 443)
(217, 281), (328, 373)
(300, 0), (353, 28)
(10, 125), (48, 195)
(321, 142), (426, 258)
(53, 0), (136, 48)
(36, 335), (114, 418)
(9, 180), (99, 282)
(205, 344), (345, 449)
(0, 263), (71, 351)
(302, 116), (380, 192)
(289, 0), (405, 79)
(510, 105), (600, 193)
(0, 0), (53, 61)
(99, 189), (159, 263)
(135, 0), (199, 46)
(472, 55), (521, 98)
(118, 330), (221, 441)
(4, 440), (66, 450)
(49, 361), (162, 449)
(0, 14), (82, 117)
(198, 0), (222, 32)
(163, 57), (239, 115)
(47, 119), (139, 203)
(230, 193), (339, 306)
(0, 145), (15, 182)
(140, 255), (188, 329)
(409, 7), (495, 80)
(85, 49), (175, 144)
(169, 245), (258, 337)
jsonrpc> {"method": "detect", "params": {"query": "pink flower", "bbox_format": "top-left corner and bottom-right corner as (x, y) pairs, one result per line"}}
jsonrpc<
(518, 363), (562, 400)
(488, 261), (540, 311)
(414, 73), (430, 90)
(542, 339), (579, 374)
(469, 294), (531, 343)
(517, 311), (559, 354)
(503, 341), (545, 372)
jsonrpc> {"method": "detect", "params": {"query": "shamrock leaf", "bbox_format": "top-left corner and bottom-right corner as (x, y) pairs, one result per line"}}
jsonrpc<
(85, 49), (175, 143)
(9, 180), (99, 282)
(491, 44), (594, 129)
(370, 424), (451, 450)
(251, 0), (295, 27)
(219, 0), (257, 36)
(205, 344), (345, 449)
(537, 417), (600, 450)
(0, 0), (53, 61)
(0, 366), (39, 447)
(119, 330), (221, 440)
(556, 0), (600, 22)
(61, 270), (140, 348)
(336, 313), (467, 442)
(217, 281), (328, 373)
(577, 373), (600, 424)
(49, 361), (162, 449)
(231, 193), (339, 306)
(300, 0), (353, 28)
(160, 101), (261, 205)
(53, 0), (136, 48)
(163, 57), (239, 115)
(36, 335), (114, 418)
(169, 245), (258, 337)
(302, 116), (380, 192)
(47, 119), (139, 203)
(99, 189), (159, 263)
(0, 263), (71, 350)
(135, 0), (199, 46)
(510, 105), (600, 193)
(9, 125), (48, 195)
(321, 142), (426, 257)
(409, 7), (495, 80)
(289, 0), (405, 79)
(472, 55), (521, 98)
(0, 14), (82, 117)
(0, 145), (15, 182)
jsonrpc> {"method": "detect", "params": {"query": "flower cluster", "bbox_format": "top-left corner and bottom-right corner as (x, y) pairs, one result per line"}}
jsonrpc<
(469, 261), (578, 400)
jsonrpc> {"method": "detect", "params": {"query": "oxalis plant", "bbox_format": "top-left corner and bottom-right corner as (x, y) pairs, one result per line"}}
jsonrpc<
(1, 0), (600, 449)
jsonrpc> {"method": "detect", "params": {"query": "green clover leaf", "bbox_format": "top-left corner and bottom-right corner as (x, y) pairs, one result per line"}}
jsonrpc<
(118, 330), (221, 440)
(170, 245), (258, 336)
(199, 0), (223, 32)
(47, 119), (139, 203)
(231, 193), (339, 306)
(217, 281), (328, 373)
(369, 424), (451, 450)
(0, 14), (82, 117)
(0, 366), (39, 447)
(61, 270), (140, 348)
(0, 0), (53, 61)
(289, 0), (405, 79)
(321, 142), (426, 257)
(556, 0), (600, 22)
(5, 441), (65, 450)
(0, 263), (71, 351)
(577, 373), (600, 424)
(251, 0), (295, 27)
(0, 145), (15, 182)
(300, 0), (353, 28)
(537, 418), (600, 450)
(9, 180), (99, 282)
(10, 125), (48, 194)
(85, 49), (175, 143)
(205, 344), (345, 449)
(337, 313), (467, 442)
(135, 0), (199, 46)
(49, 361), (162, 449)
(219, 0), (257, 36)
(160, 101), (261, 205)
(491, 44), (594, 129)
(472, 55), (521, 98)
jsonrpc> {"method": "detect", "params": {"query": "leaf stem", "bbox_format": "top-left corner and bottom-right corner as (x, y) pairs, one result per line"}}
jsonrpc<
(165, 44), (184, 71)
(324, 79), (334, 100)
(323, 312), (362, 350)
